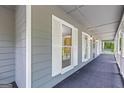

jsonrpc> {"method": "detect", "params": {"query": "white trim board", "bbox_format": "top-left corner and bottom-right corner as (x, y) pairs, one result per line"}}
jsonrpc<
(52, 14), (78, 76)
(26, 5), (31, 88)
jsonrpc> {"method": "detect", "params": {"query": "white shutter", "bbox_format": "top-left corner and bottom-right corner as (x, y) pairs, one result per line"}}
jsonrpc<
(52, 16), (62, 77)
(72, 28), (78, 66)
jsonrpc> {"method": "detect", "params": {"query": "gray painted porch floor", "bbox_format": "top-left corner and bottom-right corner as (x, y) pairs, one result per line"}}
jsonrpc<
(54, 54), (124, 88)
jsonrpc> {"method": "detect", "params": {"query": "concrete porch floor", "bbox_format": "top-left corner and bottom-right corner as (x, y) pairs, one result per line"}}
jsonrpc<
(54, 54), (124, 88)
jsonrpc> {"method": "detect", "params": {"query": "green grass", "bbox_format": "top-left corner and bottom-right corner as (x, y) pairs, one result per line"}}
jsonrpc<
(104, 41), (114, 52)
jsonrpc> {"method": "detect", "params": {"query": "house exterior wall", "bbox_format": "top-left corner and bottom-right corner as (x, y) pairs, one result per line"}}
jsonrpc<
(15, 6), (26, 88)
(114, 12), (124, 79)
(0, 6), (15, 84)
(31, 5), (96, 88)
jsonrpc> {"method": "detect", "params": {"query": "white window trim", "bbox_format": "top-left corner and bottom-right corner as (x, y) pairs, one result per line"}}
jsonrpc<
(52, 15), (62, 77)
(52, 15), (78, 76)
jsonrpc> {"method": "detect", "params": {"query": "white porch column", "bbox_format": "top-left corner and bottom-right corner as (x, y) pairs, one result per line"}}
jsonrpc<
(100, 41), (102, 54)
(102, 41), (104, 52)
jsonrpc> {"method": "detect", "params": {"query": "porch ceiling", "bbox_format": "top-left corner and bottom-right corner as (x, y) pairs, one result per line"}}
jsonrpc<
(59, 5), (124, 40)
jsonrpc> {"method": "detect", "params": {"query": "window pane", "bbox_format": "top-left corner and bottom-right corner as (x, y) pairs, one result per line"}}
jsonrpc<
(62, 47), (71, 68)
(62, 24), (72, 68)
(84, 36), (88, 59)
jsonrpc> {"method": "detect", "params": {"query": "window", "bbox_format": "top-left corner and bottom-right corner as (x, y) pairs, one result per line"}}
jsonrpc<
(62, 24), (72, 69)
(84, 36), (88, 59)
(120, 37), (122, 51)
(52, 15), (78, 76)
(82, 32), (90, 62)
(93, 39), (96, 58)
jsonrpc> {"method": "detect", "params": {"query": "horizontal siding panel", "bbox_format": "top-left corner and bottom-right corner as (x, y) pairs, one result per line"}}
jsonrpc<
(32, 67), (51, 81)
(31, 6), (52, 87)
(16, 48), (26, 55)
(32, 46), (51, 55)
(0, 48), (14, 54)
(16, 12), (26, 25)
(32, 30), (51, 39)
(38, 75), (66, 88)
(0, 70), (14, 80)
(32, 58), (51, 64)
(0, 34), (14, 41)
(0, 28), (14, 35)
(32, 39), (51, 47)
(0, 6), (15, 84)
(0, 30), (14, 35)
(32, 54), (51, 63)
(32, 61), (51, 73)
(16, 22), (26, 34)
(16, 39), (26, 48)
(0, 76), (14, 84)
(0, 59), (14, 67)
(16, 18), (26, 26)
(16, 55), (26, 63)
(16, 8), (25, 20)
(0, 65), (14, 74)
(16, 7), (26, 22)
(16, 22), (26, 32)
(16, 30), (26, 41)
(32, 75), (51, 88)
(31, 23), (51, 32)
(32, 28), (51, 34)
(0, 41), (14, 47)
(0, 54), (14, 60)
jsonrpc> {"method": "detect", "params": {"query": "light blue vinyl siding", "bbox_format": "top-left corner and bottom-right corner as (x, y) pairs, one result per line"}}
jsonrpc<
(31, 6), (94, 88)
(15, 6), (26, 88)
(0, 6), (15, 84)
